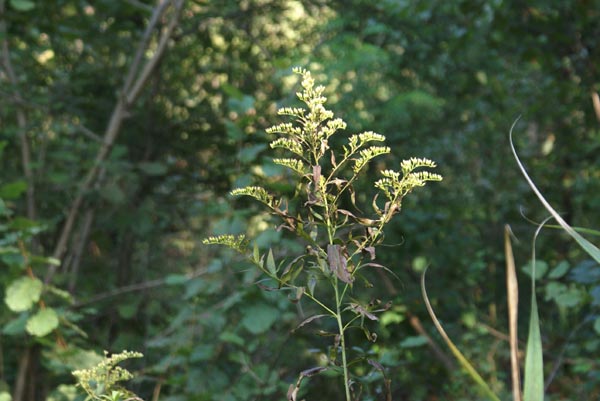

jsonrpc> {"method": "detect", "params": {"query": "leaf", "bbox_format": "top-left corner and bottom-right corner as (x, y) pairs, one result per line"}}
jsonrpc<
(548, 260), (569, 279)
(100, 183), (126, 204)
(523, 218), (546, 401)
(569, 260), (600, 283)
(590, 286), (600, 306)
(26, 308), (59, 337)
(9, 0), (35, 11)
(29, 255), (61, 267)
(0, 180), (27, 199)
(253, 243), (260, 264)
(219, 331), (245, 346)
(138, 162), (167, 176)
(510, 118), (600, 264)
(3, 313), (28, 335)
(293, 314), (329, 332)
(399, 335), (428, 348)
(348, 302), (378, 320)
(523, 294), (544, 401)
(522, 260), (548, 279)
(165, 274), (189, 285)
(327, 244), (353, 284)
(5, 277), (43, 312)
(266, 248), (277, 275)
(240, 304), (279, 334)
(238, 144), (266, 163)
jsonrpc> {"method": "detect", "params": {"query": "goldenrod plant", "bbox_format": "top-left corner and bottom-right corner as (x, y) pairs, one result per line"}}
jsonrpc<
(72, 350), (143, 401)
(204, 67), (441, 400)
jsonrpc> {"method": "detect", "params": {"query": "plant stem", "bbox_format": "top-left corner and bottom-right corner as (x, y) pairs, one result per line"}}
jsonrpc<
(334, 280), (351, 401)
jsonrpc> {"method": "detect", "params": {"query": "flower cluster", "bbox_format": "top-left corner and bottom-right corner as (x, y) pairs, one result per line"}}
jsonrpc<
(202, 234), (248, 253)
(72, 350), (143, 401)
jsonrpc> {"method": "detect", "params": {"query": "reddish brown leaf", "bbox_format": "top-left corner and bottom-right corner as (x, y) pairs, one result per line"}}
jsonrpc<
(327, 244), (354, 284)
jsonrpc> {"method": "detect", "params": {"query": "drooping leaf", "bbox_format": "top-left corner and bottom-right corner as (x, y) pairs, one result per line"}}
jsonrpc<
(5, 277), (43, 312)
(327, 244), (353, 284)
(510, 119), (600, 264)
(293, 314), (329, 332)
(26, 308), (59, 337)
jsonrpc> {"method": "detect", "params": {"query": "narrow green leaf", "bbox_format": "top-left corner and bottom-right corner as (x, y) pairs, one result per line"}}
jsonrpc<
(523, 217), (547, 401)
(26, 308), (59, 337)
(523, 294), (544, 401)
(510, 119), (600, 264)
(253, 243), (260, 264)
(266, 249), (277, 275)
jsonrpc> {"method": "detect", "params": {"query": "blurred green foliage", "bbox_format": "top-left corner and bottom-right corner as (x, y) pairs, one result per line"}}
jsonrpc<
(1, 0), (599, 400)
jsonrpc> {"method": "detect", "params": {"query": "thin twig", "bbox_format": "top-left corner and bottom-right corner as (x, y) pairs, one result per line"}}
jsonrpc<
(72, 268), (207, 308)
(544, 315), (595, 390)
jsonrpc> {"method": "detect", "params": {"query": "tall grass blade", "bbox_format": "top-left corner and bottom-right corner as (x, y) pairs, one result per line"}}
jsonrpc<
(421, 269), (501, 401)
(505, 225), (522, 401)
(523, 219), (549, 401)
(509, 118), (600, 264)
(523, 291), (544, 401)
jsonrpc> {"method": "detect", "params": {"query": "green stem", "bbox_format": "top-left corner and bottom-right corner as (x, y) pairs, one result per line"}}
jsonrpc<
(334, 280), (352, 401)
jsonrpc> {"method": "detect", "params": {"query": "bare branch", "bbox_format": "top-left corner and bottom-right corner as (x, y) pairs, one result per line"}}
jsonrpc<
(72, 268), (207, 308)
(126, 0), (185, 105)
(46, 0), (186, 283)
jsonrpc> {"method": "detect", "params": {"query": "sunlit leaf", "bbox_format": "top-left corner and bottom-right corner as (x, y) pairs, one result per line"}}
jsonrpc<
(26, 308), (59, 337)
(5, 277), (43, 312)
